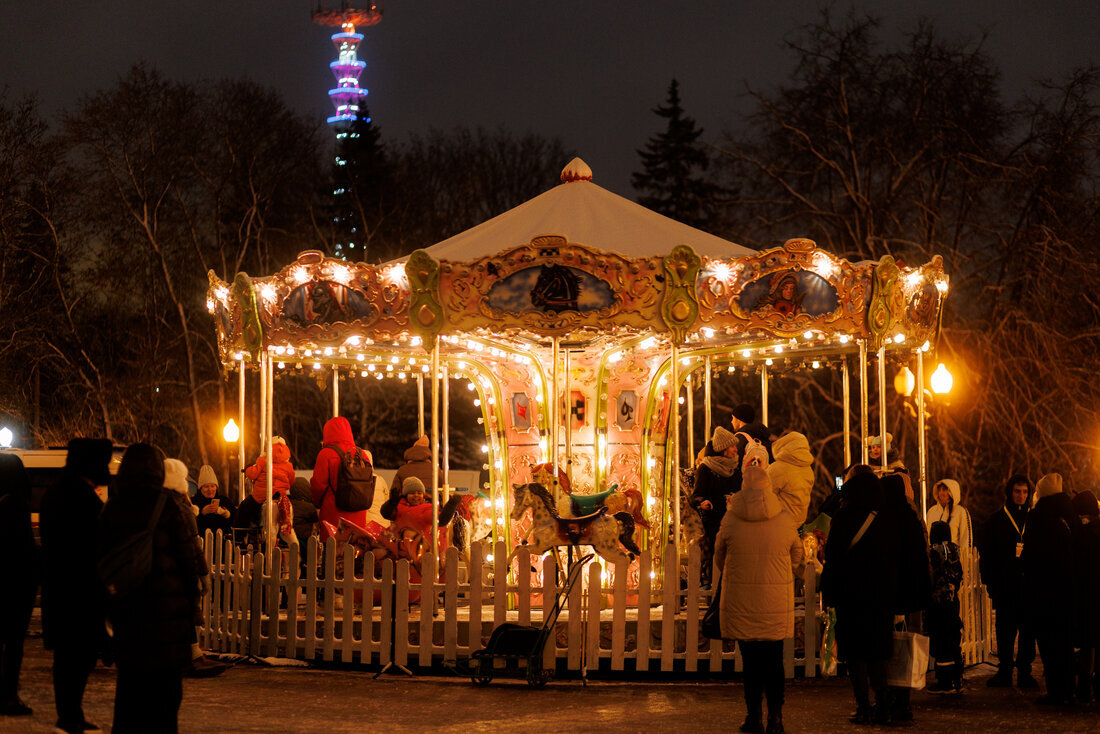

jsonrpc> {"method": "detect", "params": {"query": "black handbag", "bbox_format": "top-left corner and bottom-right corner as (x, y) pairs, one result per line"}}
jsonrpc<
(701, 573), (722, 639)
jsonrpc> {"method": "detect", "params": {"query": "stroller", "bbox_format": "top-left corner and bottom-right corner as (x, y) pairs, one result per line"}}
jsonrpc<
(469, 553), (593, 688)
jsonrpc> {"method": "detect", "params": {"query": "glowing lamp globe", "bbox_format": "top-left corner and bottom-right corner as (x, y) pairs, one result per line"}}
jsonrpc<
(0, 426), (12, 448)
(894, 366), (916, 397)
(930, 364), (953, 395)
(222, 419), (240, 443)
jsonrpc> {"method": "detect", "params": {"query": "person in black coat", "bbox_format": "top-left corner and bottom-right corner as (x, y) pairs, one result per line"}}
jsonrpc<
(0, 455), (37, 717)
(1022, 473), (1077, 705)
(39, 438), (113, 734)
(98, 444), (209, 733)
(880, 471), (931, 721)
(822, 471), (900, 725)
(731, 403), (772, 459)
(979, 474), (1038, 688)
(192, 464), (236, 539)
(1070, 489), (1100, 702)
(691, 427), (744, 588)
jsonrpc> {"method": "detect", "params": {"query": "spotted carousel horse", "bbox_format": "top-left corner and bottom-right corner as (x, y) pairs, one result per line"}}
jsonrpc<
(509, 482), (641, 566)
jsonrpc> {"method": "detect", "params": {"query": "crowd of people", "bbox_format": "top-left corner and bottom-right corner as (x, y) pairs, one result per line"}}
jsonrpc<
(691, 407), (1100, 732)
(0, 416), (448, 733)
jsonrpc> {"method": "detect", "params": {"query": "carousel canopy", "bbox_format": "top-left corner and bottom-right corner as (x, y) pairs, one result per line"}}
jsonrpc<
(411, 158), (756, 262)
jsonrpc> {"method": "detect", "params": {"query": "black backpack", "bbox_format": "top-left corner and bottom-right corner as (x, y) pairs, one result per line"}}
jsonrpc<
(325, 444), (376, 511)
(98, 491), (168, 599)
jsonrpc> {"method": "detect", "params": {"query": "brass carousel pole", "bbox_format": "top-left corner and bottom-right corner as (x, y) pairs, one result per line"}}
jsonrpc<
(551, 337), (561, 506)
(704, 356), (712, 445)
(842, 357), (852, 470)
(917, 350), (928, 521)
(761, 363), (769, 427)
(859, 341), (869, 464)
(670, 343), (681, 566)
(332, 365), (339, 417)
(264, 353), (275, 557)
(877, 346), (888, 472)
(442, 365), (450, 499)
(417, 373), (425, 438)
(565, 348), (573, 493)
(430, 338), (441, 567)
(238, 357), (246, 505)
(686, 372), (694, 462)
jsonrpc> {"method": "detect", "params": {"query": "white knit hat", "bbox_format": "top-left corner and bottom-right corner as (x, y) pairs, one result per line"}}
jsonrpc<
(163, 458), (190, 495)
(197, 464), (218, 488)
(1035, 473), (1063, 500)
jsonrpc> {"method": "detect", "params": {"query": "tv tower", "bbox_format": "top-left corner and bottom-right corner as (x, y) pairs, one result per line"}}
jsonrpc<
(312, 1), (384, 260)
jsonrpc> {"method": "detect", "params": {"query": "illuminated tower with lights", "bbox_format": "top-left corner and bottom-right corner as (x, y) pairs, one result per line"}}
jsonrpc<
(312, 1), (384, 259)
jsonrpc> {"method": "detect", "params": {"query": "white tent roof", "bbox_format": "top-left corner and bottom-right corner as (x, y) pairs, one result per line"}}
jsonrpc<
(417, 158), (755, 261)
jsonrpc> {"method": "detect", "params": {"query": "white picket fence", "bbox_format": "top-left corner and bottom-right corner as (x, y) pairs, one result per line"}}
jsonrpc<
(198, 531), (991, 677)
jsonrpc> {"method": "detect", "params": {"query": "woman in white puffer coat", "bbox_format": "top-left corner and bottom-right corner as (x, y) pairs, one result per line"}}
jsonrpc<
(768, 430), (815, 529)
(715, 442), (803, 734)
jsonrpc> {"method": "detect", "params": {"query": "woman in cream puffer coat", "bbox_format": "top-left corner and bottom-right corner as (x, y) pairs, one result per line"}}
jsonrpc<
(768, 431), (815, 529)
(714, 458), (804, 733)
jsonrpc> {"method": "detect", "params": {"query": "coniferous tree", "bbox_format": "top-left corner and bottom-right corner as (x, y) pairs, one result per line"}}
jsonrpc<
(632, 79), (717, 228)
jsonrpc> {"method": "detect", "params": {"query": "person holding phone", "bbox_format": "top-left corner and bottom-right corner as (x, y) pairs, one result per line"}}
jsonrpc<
(193, 465), (235, 537)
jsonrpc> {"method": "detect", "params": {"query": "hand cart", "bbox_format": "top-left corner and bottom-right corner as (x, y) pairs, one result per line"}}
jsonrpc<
(469, 553), (593, 688)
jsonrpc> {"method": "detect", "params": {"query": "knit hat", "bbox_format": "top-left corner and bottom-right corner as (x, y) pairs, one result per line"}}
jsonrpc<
(197, 464), (218, 488)
(1072, 489), (1099, 517)
(731, 404), (755, 424)
(414, 435), (429, 447)
(711, 426), (737, 453)
(163, 458), (190, 495)
(867, 433), (893, 449)
(271, 436), (287, 447)
(1035, 473), (1063, 500)
(402, 476), (425, 496)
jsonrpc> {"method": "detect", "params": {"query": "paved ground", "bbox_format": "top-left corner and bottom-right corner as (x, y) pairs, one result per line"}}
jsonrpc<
(8, 629), (1098, 733)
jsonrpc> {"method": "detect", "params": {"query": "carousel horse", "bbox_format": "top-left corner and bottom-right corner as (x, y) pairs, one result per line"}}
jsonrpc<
(509, 482), (641, 566)
(678, 467), (706, 549)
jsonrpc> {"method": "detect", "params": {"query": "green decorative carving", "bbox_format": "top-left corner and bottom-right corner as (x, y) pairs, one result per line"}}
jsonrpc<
(406, 249), (444, 348)
(232, 272), (263, 363)
(867, 256), (900, 349)
(660, 245), (701, 342)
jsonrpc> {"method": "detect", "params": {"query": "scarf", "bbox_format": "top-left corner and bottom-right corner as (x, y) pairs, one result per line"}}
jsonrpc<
(700, 455), (738, 478)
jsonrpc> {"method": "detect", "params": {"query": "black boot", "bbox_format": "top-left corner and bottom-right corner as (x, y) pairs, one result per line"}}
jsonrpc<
(765, 711), (784, 734)
(739, 714), (764, 733)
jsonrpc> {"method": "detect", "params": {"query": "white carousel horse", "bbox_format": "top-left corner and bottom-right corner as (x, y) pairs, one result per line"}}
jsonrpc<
(508, 482), (641, 566)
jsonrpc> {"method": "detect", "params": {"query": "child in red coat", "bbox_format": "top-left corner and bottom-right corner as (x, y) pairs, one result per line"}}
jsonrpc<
(236, 437), (295, 529)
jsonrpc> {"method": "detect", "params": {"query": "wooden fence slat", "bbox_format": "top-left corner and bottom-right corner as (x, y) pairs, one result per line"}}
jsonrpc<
(444, 548), (459, 664)
(636, 550), (651, 671)
(249, 552), (264, 657)
(803, 563), (818, 678)
(286, 542), (300, 659)
(518, 547), (531, 626)
(359, 556), (376, 664)
(585, 563), (601, 675)
(661, 544), (676, 672)
(395, 559), (410, 668)
(322, 539), (336, 662)
(380, 559), (394, 666)
(685, 543), (701, 672)
(342, 545), (355, 662)
(542, 554), (555, 671)
(419, 552), (436, 667)
(467, 542), (483, 655)
(611, 558), (627, 671)
(493, 541), (507, 631)
(567, 556), (583, 670)
(266, 547), (281, 657)
(304, 540), (319, 661)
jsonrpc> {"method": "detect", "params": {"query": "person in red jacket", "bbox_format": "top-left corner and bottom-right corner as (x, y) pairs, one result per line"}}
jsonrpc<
(311, 417), (371, 541)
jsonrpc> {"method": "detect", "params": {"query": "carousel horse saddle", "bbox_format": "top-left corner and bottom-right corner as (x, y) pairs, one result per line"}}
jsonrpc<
(569, 486), (618, 516)
(557, 506), (609, 546)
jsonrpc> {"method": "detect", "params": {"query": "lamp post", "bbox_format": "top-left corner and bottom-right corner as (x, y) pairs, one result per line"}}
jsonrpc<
(0, 426), (12, 448)
(223, 419), (241, 503)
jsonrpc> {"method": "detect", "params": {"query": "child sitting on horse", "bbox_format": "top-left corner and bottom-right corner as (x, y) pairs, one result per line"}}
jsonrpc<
(390, 477), (464, 554)
(237, 436), (295, 528)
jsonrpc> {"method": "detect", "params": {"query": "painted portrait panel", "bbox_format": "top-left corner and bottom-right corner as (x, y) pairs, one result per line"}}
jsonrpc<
(739, 270), (839, 319)
(487, 265), (615, 315)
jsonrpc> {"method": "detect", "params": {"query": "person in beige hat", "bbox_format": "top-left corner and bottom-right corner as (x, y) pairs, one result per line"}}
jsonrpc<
(690, 426), (745, 589)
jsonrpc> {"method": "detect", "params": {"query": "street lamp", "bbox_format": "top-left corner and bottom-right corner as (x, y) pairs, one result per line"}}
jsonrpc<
(222, 419), (240, 443)
(930, 363), (953, 394)
(0, 426), (12, 448)
(894, 365), (916, 397)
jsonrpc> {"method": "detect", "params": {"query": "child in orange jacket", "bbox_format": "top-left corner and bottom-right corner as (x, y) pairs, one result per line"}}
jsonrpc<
(244, 436), (295, 503)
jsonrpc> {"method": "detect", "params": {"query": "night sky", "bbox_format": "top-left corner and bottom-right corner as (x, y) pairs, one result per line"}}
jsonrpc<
(1, 1), (1096, 197)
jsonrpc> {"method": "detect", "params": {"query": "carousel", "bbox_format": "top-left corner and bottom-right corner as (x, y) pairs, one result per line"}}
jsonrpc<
(206, 157), (949, 591)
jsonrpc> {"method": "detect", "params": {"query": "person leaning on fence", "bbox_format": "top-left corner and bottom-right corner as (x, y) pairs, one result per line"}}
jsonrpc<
(1070, 489), (1100, 703)
(193, 464), (235, 538)
(1022, 472), (1078, 706)
(0, 454), (36, 717)
(927, 478), (973, 550)
(691, 426), (745, 589)
(821, 470), (900, 726)
(714, 441), (802, 734)
(926, 520), (965, 693)
(979, 474), (1038, 689)
(39, 438), (114, 734)
(881, 470), (932, 720)
(97, 444), (210, 733)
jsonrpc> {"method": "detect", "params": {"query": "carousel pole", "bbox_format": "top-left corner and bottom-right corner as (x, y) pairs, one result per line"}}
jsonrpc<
(238, 357), (246, 505)
(442, 365), (450, 499)
(417, 373), (425, 438)
(258, 350), (268, 453)
(761, 364), (769, 427)
(704, 356), (712, 444)
(670, 343), (681, 566)
(332, 365), (339, 417)
(917, 350), (928, 521)
(565, 348), (573, 493)
(430, 338), (441, 569)
(264, 353), (275, 557)
(551, 337), (560, 506)
(842, 357), (852, 470)
(877, 346), (888, 472)
(686, 372), (694, 461)
(859, 341), (869, 464)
